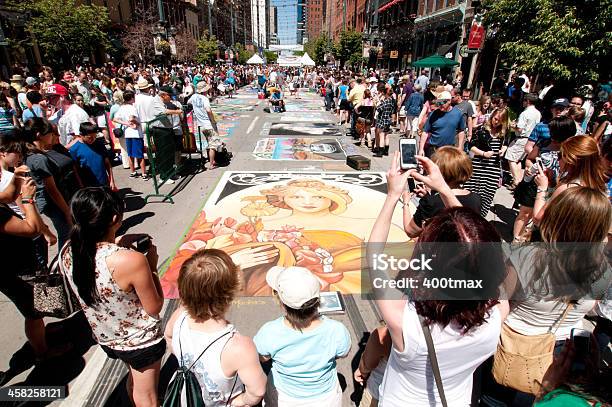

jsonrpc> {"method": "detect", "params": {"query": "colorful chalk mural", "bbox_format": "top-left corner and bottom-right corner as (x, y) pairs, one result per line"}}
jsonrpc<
(253, 138), (347, 161)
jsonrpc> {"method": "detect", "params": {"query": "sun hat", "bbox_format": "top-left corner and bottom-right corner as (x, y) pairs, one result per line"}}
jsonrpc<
(266, 266), (320, 309)
(196, 81), (210, 94)
(45, 84), (69, 97)
(136, 78), (152, 90)
(10, 74), (23, 82)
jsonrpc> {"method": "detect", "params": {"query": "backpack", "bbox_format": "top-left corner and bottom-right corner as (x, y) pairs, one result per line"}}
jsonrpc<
(163, 319), (237, 407)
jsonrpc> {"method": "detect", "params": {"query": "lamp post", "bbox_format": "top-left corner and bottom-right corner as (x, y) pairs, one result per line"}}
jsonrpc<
(151, 20), (177, 67)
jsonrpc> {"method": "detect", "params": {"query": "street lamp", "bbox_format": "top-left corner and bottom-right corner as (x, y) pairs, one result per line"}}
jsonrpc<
(151, 20), (177, 66)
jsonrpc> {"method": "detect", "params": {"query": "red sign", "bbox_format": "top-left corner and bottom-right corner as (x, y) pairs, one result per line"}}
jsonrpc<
(467, 15), (485, 50)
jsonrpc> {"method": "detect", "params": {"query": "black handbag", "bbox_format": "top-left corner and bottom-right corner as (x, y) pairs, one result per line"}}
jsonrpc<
(162, 318), (237, 407)
(112, 127), (124, 138)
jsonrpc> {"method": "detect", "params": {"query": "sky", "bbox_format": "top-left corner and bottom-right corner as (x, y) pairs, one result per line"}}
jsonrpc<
(272, 0), (298, 45)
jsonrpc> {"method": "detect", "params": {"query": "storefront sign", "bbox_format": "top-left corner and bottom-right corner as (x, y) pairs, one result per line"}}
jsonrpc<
(390, 50), (399, 59)
(467, 14), (486, 50)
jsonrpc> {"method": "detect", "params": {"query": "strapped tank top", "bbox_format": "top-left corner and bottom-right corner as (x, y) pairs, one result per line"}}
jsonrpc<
(172, 312), (244, 406)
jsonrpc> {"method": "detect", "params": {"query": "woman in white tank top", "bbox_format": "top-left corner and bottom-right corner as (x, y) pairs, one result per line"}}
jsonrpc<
(165, 249), (267, 407)
(368, 154), (510, 406)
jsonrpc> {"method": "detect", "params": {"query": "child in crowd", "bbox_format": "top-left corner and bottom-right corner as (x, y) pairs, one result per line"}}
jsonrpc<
(68, 122), (116, 190)
(165, 249), (267, 406)
(112, 90), (147, 179)
(254, 266), (351, 407)
(354, 324), (391, 407)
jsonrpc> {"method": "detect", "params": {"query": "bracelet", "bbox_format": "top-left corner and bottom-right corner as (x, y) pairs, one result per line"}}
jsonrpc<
(21, 198), (36, 204)
(536, 188), (547, 194)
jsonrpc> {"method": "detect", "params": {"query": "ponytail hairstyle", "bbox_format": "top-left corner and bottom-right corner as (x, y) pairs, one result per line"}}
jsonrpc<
(22, 118), (54, 155)
(70, 187), (124, 306)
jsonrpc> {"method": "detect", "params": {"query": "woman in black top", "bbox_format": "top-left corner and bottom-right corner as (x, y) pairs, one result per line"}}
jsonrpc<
(402, 146), (481, 238)
(0, 175), (65, 360)
(23, 118), (81, 250)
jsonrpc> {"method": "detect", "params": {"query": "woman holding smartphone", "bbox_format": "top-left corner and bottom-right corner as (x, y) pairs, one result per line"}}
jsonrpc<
(62, 187), (164, 407)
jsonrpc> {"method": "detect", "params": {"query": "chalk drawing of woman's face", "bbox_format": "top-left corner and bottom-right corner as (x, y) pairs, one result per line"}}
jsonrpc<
(283, 188), (333, 214)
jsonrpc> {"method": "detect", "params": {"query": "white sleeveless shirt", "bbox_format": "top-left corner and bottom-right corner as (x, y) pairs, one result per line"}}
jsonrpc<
(172, 312), (244, 406)
(63, 243), (162, 351)
(379, 302), (502, 407)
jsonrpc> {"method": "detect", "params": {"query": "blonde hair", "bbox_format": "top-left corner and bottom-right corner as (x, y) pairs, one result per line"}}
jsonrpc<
(431, 147), (473, 188)
(485, 107), (509, 138)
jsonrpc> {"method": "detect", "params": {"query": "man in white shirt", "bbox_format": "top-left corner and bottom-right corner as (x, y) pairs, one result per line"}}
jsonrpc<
(134, 78), (161, 124)
(53, 84), (91, 146)
(415, 69), (430, 91)
(504, 93), (541, 187)
(187, 82), (221, 169)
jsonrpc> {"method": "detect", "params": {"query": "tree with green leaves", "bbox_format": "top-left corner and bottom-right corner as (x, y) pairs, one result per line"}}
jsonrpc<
(264, 50), (278, 64)
(11, 0), (111, 67)
(234, 43), (254, 64)
(334, 30), (363, 68)
(484, 0), (611, 83)
(304, 33), (333, 66)
(195, 32), (219, 64)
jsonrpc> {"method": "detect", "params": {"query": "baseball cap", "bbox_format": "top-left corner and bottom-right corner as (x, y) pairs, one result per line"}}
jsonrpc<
(266, 266), (320, 309)
(436, 90), (452, 101)
(46, 84), (69, 97)
(552, 98), (569, 108)
(158, 85), (174, 95)
(25, 77), (39, 86)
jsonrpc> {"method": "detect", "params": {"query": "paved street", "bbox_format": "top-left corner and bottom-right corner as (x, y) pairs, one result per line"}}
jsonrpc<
(0, 86), (515, 406)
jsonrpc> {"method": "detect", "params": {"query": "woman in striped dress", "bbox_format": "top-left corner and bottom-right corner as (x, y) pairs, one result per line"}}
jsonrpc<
(465, 108), (509, 217)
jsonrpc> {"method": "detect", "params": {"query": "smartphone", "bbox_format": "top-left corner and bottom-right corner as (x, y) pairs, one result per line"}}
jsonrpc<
(535, 157), (544, 171)
(400, 138), (418, 170)
(135, 236), (152, 254)
(570, 328), (591, 375)
(407, 177), (416, 192)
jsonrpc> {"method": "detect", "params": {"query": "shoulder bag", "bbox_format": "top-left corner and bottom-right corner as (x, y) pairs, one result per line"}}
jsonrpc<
(419, 315), (448, 407)
(492, 303), (573, 395)
(32, 244), (82, 319)
(162, 317), (238, 407)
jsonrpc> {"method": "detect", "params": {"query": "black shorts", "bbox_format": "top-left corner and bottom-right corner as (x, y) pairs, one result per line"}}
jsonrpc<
(514, 180), (537, 208)
(101, 338), (166, 370)
(339, 99), (351, 110)
(0, 274), (40, 320)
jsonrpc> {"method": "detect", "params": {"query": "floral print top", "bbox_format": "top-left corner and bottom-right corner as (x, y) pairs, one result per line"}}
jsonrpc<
(62, 243), (162, 351)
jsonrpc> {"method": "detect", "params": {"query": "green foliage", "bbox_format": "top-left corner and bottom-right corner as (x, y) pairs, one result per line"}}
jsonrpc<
(304, 33), (333, 66)
(484, 0), (612, 83)
(12, 0), (111, 66)
(334, 30), (363, 68)
(234, 43), (254, 64)
(195, 32), (219, 64)
(263, 50), (278, 64)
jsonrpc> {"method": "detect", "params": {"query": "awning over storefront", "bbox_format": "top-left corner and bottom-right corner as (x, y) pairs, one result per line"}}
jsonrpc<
(378, 0), (405, 13)
(412, 54), (459, 68)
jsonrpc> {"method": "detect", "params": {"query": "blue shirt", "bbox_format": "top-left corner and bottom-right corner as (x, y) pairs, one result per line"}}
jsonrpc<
(405, 92), (424, 116)
(253, 316), (351, 399)
(0, 107), (15, 132)
(338, 85), (349, 100)
(69, 139), (109, 186)
(22, 105), (44, 122)
(424, 107), (466, 147)
(529, 121), (550, 147)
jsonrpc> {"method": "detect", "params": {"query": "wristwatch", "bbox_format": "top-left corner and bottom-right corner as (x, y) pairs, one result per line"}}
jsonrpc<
(536, 188), (547, 194)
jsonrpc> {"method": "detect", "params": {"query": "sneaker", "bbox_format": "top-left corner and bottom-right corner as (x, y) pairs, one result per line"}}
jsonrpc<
(129, 172), (140, 178)
(141, 174), (150, 181)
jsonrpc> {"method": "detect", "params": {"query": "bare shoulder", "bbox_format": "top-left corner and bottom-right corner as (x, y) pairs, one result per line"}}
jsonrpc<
(226, 332), (257, 354)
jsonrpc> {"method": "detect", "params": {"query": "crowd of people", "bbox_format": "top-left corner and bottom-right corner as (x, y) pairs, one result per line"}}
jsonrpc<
(0, 60), (611, 407)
